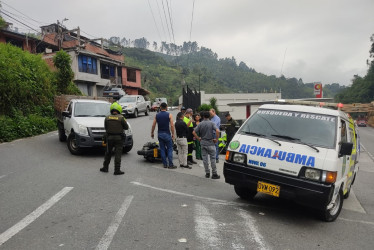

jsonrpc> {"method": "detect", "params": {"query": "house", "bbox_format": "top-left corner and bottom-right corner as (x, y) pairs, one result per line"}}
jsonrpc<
(40, 23), (148, 97)
(1, 23), (148, 97)
(0, 23), (42, 53)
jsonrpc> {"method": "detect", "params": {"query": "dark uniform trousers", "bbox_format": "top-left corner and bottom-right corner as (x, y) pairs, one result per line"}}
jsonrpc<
(102, 113), (128, 172)
(103, 134), (123, 170)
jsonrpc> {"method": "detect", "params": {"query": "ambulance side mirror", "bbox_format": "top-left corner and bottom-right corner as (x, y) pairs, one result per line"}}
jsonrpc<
(339, 142), (353, 157)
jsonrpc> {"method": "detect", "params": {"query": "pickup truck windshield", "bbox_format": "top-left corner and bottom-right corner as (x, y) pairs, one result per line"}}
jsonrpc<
(74, 102), (111, 117)
(238, 109), (337, 148)
(118, 96), (136, 103)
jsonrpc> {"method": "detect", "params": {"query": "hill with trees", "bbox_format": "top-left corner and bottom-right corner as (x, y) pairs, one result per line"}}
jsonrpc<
(335, 34), (374, 104)
(110, 38), (347, 104)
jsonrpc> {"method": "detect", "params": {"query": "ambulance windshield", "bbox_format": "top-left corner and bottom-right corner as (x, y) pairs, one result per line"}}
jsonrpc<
(238, 109), (337, 149)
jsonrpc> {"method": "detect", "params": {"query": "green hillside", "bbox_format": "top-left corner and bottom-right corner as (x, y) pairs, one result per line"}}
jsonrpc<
(119, 45), (345, 105)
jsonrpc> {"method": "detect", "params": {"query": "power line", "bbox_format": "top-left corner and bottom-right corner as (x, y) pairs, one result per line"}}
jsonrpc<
(165, 0), (176, 46)
(156, 0), (167, 41)
(1, 1), (48, 25)
(0, 10), (40, 33)
(147, 0), (162, 42)
(189, 0), (196, 42)
(161, 0), (172, 44)
(1, 8), (39, 31)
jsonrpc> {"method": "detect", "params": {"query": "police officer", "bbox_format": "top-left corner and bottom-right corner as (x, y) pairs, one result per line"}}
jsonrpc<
(101, 102), (129, 175)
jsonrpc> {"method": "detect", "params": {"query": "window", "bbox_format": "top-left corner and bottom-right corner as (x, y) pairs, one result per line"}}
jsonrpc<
(101, 63), (115, 79)
(78, 55), (97, 74)
(239, 109), (337, 149)
(127, 69), (137, 82)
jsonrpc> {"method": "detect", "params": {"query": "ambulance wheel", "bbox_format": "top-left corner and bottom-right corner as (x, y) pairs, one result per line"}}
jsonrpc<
(321, 189), (343, 222)
(234, 185), (257, 200)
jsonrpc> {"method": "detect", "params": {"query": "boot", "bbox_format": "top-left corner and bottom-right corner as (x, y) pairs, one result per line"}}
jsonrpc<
(100, 166), (108, 173)
(114, 166), (124, 175)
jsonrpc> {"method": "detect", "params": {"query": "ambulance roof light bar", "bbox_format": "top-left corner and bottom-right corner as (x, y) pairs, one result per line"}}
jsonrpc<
(275, 99), (343, 110)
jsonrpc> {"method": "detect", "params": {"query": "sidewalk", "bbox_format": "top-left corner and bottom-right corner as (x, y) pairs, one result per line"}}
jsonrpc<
(171, 154), (226, 183)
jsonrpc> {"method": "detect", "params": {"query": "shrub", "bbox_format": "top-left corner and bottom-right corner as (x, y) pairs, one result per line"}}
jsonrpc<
(0, 114), (56, 142)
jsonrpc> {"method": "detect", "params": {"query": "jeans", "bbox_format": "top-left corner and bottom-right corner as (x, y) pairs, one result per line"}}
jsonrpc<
(158, 132), (174, 167)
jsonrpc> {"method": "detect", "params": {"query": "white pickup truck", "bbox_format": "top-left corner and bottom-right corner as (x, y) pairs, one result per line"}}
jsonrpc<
(54, 95), (133, 155)
(117, 95), (151, 118)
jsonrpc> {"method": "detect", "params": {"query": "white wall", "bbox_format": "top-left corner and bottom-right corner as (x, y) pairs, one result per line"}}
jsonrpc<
(200, 92), (281, 120)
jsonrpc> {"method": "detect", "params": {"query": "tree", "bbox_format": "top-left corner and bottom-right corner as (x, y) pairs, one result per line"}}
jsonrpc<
(133, 37), (149, 49)
(335, 34), (374, 103)
(0, 15), (6, 29)
(209, 97), (219, 114)
(53, 50), (74, 94)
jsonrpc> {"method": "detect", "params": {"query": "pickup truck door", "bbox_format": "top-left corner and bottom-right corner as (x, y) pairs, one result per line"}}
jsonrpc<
(138, 96), (145, 112)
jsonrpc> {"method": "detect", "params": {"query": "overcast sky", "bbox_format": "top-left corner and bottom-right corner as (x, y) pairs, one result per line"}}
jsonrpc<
(2, 0), (374, 86)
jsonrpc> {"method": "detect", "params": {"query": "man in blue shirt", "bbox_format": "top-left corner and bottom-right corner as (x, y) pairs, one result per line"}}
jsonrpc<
(151, 103), (176, 168)
(209, 108), (221, 163)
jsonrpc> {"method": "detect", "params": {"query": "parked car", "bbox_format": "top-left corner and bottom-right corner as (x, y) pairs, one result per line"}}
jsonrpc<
(118, 95), (151, 118)
(357, 119), (367, 127)
(54, 95), (133, 155)
(103, 87), (126, 100)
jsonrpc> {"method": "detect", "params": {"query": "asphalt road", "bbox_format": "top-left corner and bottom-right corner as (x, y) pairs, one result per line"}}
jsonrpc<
(1, 111), (374, 250)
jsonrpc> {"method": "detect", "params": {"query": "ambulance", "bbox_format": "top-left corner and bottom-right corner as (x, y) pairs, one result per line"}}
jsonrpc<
(223, 102), (359, 222)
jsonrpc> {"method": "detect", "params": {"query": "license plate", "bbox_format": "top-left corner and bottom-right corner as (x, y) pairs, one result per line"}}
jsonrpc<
(257, 181), (280, 197)
(153, 148), (158, 157)
(109, 93), (113, 95)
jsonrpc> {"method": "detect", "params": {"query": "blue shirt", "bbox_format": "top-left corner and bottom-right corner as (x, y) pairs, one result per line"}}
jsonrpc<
(211, 114), (221, 137)
(156, 111), (171, 134)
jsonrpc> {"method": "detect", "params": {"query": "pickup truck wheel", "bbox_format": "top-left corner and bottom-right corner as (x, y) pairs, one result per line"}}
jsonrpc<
(145, 107), (150, 116)
(123, 141), (133, 153)
(67, 133), (82, 155)
(234, 185), (257, 200)
(133, 109), (138, 118)
(321, 188), (343, 222)
(58, 122), (66, 142)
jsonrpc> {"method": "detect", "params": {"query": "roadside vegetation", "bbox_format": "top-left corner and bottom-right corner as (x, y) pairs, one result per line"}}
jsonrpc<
(0, 44), (80, 142)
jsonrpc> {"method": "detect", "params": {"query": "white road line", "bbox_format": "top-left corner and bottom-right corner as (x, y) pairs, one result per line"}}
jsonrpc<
(95, 195), (134, 250)
(338, 217), (374, 226)
(132, 181), (372, 227)
(0, 187), (74, 246)
(0, 175), (6, 179)
(131, 181), (262, 208)
(194, 203), (221, 248)
(239, 209), (270, 250)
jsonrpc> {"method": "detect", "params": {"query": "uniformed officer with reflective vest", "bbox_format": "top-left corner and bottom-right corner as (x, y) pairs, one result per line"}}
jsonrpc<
(184, 108), (197, 165)
(101, 102), (129, 175)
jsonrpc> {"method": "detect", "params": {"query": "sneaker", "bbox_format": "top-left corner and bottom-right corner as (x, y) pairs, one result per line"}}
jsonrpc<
(187, 161), (193, 165)
(190, 160), (197, 164)
(205, 173), (210, 178)
(168, 165), (177, 169)
(100, 167), (108, 173)
(211, 174), (220, 179)
(216, 159), (219, 163)
(163, 165), (168, 168)
(114, 170), (124, 175)
(180, 165), (192, 169)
